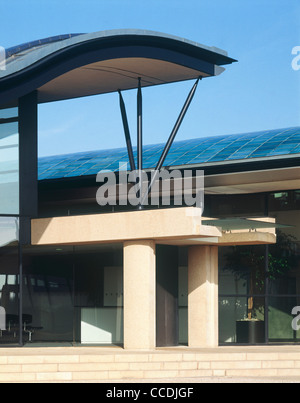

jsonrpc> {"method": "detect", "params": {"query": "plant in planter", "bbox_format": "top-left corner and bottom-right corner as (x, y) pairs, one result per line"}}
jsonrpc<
(223, 245), (265, 321)
(223, 231), (299, 343)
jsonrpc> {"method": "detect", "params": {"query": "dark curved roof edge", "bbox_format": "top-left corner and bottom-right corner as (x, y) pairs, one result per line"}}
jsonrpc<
(0, 29), (237, 108)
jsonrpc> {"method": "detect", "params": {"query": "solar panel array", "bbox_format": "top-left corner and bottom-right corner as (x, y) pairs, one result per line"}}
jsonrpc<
(38, 127), (300, 181)
(6, 34), (84, 59)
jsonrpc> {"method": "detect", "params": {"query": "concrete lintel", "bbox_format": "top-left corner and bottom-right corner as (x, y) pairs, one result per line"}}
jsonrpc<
(31, 207), (221, 246)
(156, 217), (277, 246)
(157, 231), (276, 246)
(218, 231), (276, 246)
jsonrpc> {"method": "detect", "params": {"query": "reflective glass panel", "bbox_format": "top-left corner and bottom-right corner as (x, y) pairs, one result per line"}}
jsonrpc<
(219, 297), (265, 344)
(0, 217), (20, 345)
(23, 246), (74, 344)
(0, 108), (18, 119)
(22, 244), (124, 346)
(269, 297), (300, 342)
(74, 245), (123, 345)
(268, 191), (300, 295)
(0, 121), (19, 214)
(219, 246), (266, 296)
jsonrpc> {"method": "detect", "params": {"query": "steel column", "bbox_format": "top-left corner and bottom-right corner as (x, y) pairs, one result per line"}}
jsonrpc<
(137, 78), (143, 171)
(118, 90), (136, 171)
(141, 77), (201, 206)
(156, 78), (200, 172)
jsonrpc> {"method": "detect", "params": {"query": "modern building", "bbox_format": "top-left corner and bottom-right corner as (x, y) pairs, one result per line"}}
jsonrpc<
(0, 30), (299, 350)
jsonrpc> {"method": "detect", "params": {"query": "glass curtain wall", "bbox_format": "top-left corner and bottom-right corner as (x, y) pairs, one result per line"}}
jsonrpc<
(219, 190), (300, 344)
(219, 245), (266, 344)
(0, 217), (20, 345)
(74, 245), (123, 345)
(0, 107), (20, 345)
(0, 108), (19, 215)
(268, 191), (300, 342)
(22, 244), (123, 345)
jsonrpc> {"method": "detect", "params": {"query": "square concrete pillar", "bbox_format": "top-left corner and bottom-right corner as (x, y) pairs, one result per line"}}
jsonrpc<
(188, 246), (218, 348)
(123, 240), (156, 350)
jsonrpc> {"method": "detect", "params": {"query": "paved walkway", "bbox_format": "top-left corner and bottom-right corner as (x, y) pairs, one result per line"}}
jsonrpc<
(1, 345), (300, 383)
(103, 377), (300, 383)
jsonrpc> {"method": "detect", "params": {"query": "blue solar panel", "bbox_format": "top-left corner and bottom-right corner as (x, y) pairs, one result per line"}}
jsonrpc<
(38, 127), (300, 180)
(6, 34), (84, 58)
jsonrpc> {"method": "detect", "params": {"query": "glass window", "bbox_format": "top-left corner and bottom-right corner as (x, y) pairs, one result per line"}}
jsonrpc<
(22, 244), (124, 346)
(219, 297), (248, 343)
(219, 245), (266, 345)
(0, 217), (20, 345)
(219, 297), (265, 344)
(0, 108), (18, 120)
(74, 245), (123, 345)
(268, 231), (300, 295)
(0, 121), (19, 215)
(219, 246), (266, 297)
(269, 297), (300, 342)
(23, 247), (74, 344)
(266, 190), (300, 344)
(206, 193), (266, 218)
(268, 192), (300, 296)
(219, 190), (300, 345)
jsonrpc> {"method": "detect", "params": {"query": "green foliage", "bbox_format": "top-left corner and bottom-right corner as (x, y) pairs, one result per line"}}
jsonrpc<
(224, 245), (265, 293)
(224, 231), (298, 284)
(223, 231), (299, 319)
(268, 231), (298, 280)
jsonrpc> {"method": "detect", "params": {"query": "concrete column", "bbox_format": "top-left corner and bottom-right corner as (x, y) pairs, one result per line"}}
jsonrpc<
(123, 240), (156, 350)
(188, 246), (218, 348)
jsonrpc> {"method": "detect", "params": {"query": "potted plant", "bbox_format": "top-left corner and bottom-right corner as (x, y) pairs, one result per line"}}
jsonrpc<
(223, 244), (265, 343)
(224, 231), (298, 344)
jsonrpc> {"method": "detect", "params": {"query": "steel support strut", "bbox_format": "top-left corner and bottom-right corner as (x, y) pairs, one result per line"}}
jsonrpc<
(118, 90), (136, 171)
(141, 77), (201, 206)
(137, 77), (143, 171)
(137, 78), (143, 209)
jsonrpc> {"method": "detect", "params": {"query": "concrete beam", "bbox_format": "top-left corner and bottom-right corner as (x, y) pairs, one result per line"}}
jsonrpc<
(31, 208), (220, 246)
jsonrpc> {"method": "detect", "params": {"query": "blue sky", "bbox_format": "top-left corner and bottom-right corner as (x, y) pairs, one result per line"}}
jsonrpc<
(1, 0), (300, 157)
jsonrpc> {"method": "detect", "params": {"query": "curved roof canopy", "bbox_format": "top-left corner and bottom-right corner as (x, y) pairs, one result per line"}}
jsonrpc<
(38, 127), (300, 181)
(0, 30), (236, 108)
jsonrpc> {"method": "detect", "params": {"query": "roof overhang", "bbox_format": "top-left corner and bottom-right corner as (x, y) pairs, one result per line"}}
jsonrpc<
(205, 166), (300, 195)
(0, 30), (237, 108)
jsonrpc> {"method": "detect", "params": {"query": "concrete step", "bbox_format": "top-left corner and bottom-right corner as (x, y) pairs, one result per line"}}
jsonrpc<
(0, 347), (300, 382)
